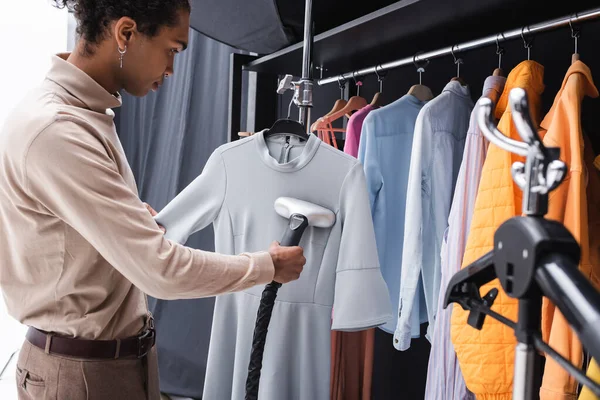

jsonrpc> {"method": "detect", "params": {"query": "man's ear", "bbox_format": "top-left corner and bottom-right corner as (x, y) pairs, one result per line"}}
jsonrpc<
(113, 16), (137, 50)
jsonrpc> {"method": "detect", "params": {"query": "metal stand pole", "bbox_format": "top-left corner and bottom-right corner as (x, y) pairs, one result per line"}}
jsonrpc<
(297, 0), (314, 129)
(512, 293), (543, 400)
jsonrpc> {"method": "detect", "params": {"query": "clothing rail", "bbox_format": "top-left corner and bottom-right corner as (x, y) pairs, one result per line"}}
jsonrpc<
(317, 6), (600, 86)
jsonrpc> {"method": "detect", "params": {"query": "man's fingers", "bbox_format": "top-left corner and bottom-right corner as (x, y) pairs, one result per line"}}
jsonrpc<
(143, 202), (165, 233)
(144, 202), (158, 217)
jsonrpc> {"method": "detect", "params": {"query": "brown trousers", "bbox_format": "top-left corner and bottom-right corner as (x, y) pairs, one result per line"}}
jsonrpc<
(15, 340), (160, 400)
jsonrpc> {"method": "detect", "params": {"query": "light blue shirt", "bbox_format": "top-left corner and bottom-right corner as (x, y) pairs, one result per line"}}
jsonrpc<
(358, 94), (428, 336)
(395, 80), (474, 351)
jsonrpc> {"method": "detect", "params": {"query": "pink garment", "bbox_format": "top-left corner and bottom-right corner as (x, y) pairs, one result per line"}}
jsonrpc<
(343, 105), (376, 157)
(333, 103), (376, 400)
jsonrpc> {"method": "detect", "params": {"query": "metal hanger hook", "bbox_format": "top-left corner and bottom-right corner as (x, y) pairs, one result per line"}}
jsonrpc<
(337, 75), (347, 99)
(521, 26), (533, 60)
(451, 45), (463, 77)
(569, 15), (581, 54)
(352, 71), (363, 96)
(375, 64), (387, 92)
(413, 52), (429, 85)
(496, 33), (506, 69)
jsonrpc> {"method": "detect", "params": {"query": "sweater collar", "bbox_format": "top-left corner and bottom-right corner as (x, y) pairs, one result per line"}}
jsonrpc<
(46, 53), (122, 113)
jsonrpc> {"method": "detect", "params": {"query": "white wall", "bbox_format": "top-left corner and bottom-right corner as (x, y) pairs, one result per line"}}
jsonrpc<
(0, 0), (69, 395)
(0, 0), (69, 126)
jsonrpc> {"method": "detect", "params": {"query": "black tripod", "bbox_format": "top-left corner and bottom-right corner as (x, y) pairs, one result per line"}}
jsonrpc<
(444, 87), (600, 399)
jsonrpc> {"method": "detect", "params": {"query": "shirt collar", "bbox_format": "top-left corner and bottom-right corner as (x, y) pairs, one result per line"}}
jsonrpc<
(46, 53), (122, 113)
(540, 60), (599, 131)
(553, 60), (598, 99)
(482, 75), (507, 105)
(442, 80), (472, 99)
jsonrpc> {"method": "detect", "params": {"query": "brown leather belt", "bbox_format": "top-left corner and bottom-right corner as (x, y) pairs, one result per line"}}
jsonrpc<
(25, 326), (156, 360)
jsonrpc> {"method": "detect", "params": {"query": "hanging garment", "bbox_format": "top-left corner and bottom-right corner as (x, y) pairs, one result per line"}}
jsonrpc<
(579, 146), (600, 400)
(450, 60), (545, 400)
(154, 131), (393, 400)
(358, 94), (429, 337)
(580, 358), (600, 400)
(395, 80), (474, 351)
(343, 104), (376, 157)
(332, 103), (378, 400)
(538, 60), (600, 400)
(330, 328), (375, 400)
(425, 75), (506, 400)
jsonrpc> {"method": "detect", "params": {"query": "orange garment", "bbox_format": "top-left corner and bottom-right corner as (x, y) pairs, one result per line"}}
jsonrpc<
(450, 60), (545, 399)
(578, 141), (600, 400)
(580, 358), (600, 400)
(538, 60), (600, 400)
(330, 329), (375, 400)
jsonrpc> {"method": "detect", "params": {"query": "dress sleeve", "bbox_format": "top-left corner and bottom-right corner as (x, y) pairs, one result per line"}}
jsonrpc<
(331, 162), (393, 331)
(154, 149), (226, 245)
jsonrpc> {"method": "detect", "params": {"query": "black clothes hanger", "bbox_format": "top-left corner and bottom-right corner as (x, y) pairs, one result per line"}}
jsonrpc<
(265, 118), (309, 140)
(264, 96), (310, 140)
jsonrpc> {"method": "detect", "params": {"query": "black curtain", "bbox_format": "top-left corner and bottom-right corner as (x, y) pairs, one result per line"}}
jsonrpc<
(115, 29), (242, 399)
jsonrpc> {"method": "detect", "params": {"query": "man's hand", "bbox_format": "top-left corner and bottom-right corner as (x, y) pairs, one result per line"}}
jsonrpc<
(144, 202), (166, 233)
(268, 241), (306, 284)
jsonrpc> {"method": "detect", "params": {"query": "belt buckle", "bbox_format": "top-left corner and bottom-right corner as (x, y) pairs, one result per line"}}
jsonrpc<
(137, 328), (155, 359)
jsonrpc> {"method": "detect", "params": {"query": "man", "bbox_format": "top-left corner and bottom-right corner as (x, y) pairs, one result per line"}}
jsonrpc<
(0, 1), (305, 398)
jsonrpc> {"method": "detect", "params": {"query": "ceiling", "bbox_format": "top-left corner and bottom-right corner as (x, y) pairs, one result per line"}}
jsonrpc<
(189, 0), (406, 54)
(189, 0), (600, 75)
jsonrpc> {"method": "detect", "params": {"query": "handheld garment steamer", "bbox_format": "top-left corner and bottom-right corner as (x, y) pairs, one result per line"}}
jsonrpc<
(245, 197), (336, 400)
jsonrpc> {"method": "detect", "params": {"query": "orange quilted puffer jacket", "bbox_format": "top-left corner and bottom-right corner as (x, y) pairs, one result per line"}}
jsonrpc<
(450, 60), (545, 400)
(538, 60), (600, 400)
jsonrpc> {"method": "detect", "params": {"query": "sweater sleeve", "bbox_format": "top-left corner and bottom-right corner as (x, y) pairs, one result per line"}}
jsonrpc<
(25, 120), (274, 301)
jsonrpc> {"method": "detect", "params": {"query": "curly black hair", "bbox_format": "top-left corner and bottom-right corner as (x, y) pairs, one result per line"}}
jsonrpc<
(53, 0), (191, 54)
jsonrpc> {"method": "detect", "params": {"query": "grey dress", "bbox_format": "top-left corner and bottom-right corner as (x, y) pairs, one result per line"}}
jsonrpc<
(155, 131), (393, 400)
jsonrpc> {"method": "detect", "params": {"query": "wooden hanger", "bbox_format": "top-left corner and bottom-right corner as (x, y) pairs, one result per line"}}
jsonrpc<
(314, 73), (368, 127)
(310, 98), (347, 132)
(313, 95), (367, 128)
(312, 75), (369, 149)
(310, 76), (355, 131)
(371, 92), (383, 107)
(408, 84), (434, 101)
(451, 76), (467, 86)
(312, 93), (367, 149)
(493, 67), (504, 77)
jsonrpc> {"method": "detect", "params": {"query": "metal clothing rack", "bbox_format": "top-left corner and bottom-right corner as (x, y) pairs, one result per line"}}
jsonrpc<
(273, 0), (316, 130)
(317, 6), (600, 86)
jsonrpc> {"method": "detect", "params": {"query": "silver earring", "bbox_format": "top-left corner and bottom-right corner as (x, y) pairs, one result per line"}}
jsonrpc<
(118, 45), (127, 68)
